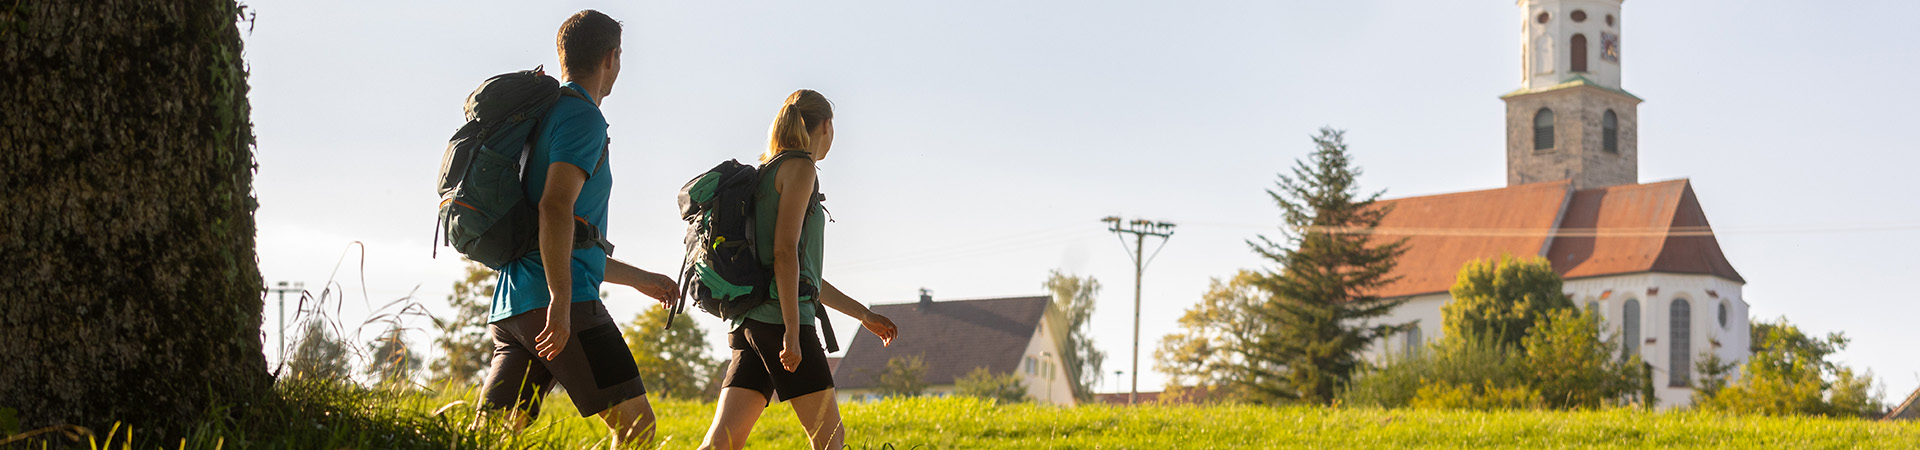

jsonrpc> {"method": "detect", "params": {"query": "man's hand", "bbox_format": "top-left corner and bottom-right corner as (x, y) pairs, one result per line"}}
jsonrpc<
(778, 331), (802, 372)
(634, 271), (679, 307)
(862, 312), (898, 347)
(534, 302), (572, 360)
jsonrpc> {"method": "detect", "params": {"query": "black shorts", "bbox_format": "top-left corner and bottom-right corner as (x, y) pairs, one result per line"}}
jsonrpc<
(480, 300), (646, 418)
(722, 320), (834, 403)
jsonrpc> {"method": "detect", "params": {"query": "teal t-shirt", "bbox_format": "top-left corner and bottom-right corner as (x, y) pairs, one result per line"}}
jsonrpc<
(733, 152), (825, 330)
(489, 82), (613, 323)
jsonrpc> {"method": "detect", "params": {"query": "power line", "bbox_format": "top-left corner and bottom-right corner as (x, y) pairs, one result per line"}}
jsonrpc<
(1179, 221), (1920, 237)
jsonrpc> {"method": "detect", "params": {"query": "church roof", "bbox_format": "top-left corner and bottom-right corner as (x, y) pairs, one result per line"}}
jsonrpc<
(832, 296), (1052, 389)
(1367, 179), (1743, 298)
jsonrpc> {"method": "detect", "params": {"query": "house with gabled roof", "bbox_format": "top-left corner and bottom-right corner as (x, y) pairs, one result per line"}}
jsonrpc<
(1886, 387), (1920, 421)
(831, 292), (1077, 406)
(1358, 0), (1752, 409)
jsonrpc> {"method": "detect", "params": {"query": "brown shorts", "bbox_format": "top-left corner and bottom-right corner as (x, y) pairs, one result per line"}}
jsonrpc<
(480, 300), (646, 418)
(722, 320), (834, 403)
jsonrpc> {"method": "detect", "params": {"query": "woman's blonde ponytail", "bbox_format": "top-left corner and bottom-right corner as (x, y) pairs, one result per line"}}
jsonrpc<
(763, 90), (834, 162)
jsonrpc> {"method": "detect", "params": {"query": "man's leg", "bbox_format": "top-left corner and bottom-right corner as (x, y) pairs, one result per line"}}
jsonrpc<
(599, 393), (657, 449)
(787, 389), (845, 450)
(478, 322), (553, 433)
(698, 387), (770, 450)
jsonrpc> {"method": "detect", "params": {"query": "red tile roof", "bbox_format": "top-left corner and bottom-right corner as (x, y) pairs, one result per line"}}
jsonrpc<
(833, 296), (1051, 390)
(1368, 179), (1742, 298)
(1369, 180), (1573, 298)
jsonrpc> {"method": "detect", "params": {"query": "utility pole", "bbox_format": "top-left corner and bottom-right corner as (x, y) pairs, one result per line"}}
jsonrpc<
(268, 281), (304, 361)
(1102, 216), (1174, 405)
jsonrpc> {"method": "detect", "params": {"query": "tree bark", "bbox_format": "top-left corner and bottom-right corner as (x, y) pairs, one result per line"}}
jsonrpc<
(0, 0), (269, 439)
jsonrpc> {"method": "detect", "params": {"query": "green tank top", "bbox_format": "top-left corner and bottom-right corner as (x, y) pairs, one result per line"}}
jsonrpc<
(735, 152), (825, 329)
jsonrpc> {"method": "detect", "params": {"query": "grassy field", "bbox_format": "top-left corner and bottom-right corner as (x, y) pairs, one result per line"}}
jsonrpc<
(442, 389), (1920, 450)
(31, 381), (1920, 449)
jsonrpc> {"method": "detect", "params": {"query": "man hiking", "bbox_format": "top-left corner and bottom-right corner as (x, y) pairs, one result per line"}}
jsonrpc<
(478, 9), (677, 448)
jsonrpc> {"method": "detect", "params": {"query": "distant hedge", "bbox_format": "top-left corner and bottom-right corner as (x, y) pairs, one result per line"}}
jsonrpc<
(0, 0), (269, 440)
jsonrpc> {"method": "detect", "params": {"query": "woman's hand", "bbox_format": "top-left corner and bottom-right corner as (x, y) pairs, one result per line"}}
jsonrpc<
(862, 312), (898, 347)
(778, 331), (803, 372)
(634, 271), (679, 307)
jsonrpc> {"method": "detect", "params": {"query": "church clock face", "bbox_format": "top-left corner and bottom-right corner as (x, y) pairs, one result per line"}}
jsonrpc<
(1601, 32), (1621, 62)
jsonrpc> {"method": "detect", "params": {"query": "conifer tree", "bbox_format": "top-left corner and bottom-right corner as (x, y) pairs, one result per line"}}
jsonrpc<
(1246, 128), (1410, 404)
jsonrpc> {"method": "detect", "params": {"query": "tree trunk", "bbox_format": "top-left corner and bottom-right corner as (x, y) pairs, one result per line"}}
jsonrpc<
(0, 0), (269, 439)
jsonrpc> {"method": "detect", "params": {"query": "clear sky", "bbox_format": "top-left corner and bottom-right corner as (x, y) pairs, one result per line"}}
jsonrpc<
(242, 0), (1920, 399)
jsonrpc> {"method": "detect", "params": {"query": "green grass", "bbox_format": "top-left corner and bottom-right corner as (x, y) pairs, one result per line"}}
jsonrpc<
(22, 380), (1920, 449)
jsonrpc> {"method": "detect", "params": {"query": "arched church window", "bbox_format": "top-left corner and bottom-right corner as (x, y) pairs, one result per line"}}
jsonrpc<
(1622, 299), (1640, 359)
(1603, 110), (1619, 153)
(1404, 325), (1422, 359)
(1571, 34), (1589, 73)
(1670, 299), (1692, 387)
(1534, 108), (1555, 150)
(1718, 301), (1729, 328)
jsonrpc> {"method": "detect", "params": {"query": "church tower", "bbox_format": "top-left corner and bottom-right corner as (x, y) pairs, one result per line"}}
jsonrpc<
(1504, 0), (1640, 190)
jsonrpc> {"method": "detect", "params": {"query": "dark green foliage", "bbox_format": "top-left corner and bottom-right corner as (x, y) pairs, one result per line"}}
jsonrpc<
(955, 367), (1029, 405)
(874, 354), (929, 398)
(289, 319), (351, 381)
(1442, 254), (1571, 351)
(365, 326), (421, 387)
(1042, 270), (1104, 402)
(1155, 270), (1267, 397)
(623, 305), (719, 400)
(1519, 308), (1645, 409)
(1699, 317), (1885, 418)
(0, 0), (268, 438)
(1691, 350), (1738, 404)
(1245, 128), (1410, 404)
(429, 261), (496, 387)
(1343, 311), (1645, 410)
(1342, 334), (1523, 408)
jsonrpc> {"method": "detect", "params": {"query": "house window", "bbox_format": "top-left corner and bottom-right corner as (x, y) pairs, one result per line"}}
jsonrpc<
(1603, 110), (1619, 153)
(1670, 299), (1692, 387)
(1025, 357), (1035, 376)
(1622, 299), (1640, 359)
(1534, 108), (1556, 150)
(1571, 34), (1589, 73)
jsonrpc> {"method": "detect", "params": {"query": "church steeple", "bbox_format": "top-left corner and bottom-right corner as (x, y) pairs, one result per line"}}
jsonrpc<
(1504, 0), (1640, 190)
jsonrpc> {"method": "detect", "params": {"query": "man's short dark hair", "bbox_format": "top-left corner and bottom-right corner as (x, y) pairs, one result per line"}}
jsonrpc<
(557, 10), (622, 77)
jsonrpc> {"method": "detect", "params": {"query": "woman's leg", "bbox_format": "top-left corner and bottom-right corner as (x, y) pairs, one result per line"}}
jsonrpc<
(787, 388), (844, 450)
(698, 387), (770, 450)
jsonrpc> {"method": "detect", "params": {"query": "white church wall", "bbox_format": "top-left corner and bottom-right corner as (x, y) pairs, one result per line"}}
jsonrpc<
(1367, 272), (1748, 409)
(1521, 0), (1625, 90)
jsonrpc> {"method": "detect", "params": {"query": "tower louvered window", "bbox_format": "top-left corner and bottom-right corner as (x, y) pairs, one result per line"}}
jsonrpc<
(1670, 299), (1692, 387)
(1622, 299), (1641, 359)
(1603, 110), (1619, 153)
(1571, 34), (1589, 72)
(1534, 108), (1555, 150)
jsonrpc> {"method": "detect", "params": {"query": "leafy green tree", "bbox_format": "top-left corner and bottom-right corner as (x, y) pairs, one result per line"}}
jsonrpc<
(1442, 254), (1571, 350)
(288, 319), (351, 381)
(1044, 270), (1105, 402)
(428, 260), (494, 387)
(1155, 270), (1267, 398)
(623, 306), (719, 400)
(1342, 333), (1522, 408)
(1520, 308), (1643, 409)
(1701, 317), (1885, 418)
(874, 354), (929, 398)
(955, 367), (1029, 404)
(365, 326), (421, 387)
(1246, 127), (1410, 405)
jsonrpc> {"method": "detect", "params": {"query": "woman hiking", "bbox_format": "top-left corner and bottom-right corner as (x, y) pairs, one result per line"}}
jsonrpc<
(697, 89), (900, 450)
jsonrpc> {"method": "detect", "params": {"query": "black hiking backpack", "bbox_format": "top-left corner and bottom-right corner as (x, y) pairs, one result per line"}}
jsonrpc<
(671, 152), (837, 352)
(434, 66), (612, 269)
